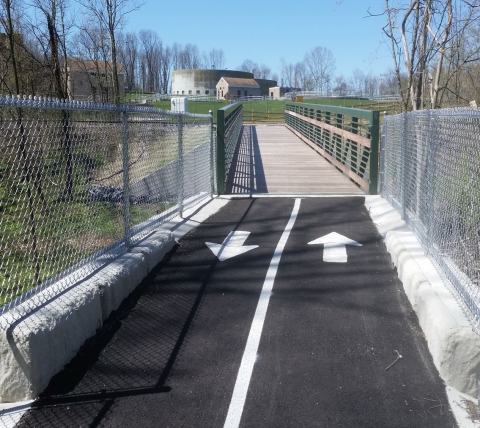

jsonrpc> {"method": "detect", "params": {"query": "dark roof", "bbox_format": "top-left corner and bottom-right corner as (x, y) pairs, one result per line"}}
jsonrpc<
(67, 58), (124, 73)
(220, 77), (260, 87)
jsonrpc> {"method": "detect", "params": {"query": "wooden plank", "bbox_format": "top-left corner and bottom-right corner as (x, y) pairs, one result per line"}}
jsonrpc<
(227, 125), (364, 195)
(285, 110), (371, 148)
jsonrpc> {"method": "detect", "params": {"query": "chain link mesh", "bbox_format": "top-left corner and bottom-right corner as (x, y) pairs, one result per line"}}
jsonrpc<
(381, 108), (480, 333)
(0, 96), (212, 319)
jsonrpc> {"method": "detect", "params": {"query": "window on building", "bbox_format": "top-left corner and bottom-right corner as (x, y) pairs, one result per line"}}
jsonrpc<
(182, 91), (184, 95)
(237, 90), (241, 96)
(205, 90), (210, 95)
(196, 90), (200, 95)
(214, 90), (217, 95)
(244, 90), (248, 96)
(188, 90), (192, 95)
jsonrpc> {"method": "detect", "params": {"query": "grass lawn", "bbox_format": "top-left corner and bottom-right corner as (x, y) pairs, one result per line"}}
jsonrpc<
(150, 97), (402, 123)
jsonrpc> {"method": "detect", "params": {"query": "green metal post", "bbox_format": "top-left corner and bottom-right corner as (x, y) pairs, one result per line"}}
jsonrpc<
(369, 111), (380, 195)
(216, 108), (226, 195)
(209, 110), (214, 196)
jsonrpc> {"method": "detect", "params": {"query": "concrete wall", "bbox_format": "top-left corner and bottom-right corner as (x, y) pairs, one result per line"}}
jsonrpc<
(270, 87), (302, 99)
(0, 230), (176, 403)
(171, 69), (254, 96)
(0, 141), (212, 403)
(255, 79), (277, 96)
(365, 196), (480, 399)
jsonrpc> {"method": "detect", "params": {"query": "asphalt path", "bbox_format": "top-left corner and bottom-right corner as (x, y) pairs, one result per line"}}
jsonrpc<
(16, 197), (457, 428)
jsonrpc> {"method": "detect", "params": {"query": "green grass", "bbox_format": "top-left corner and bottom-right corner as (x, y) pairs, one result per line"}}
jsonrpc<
(149, 97), (402, 123)
(0, 119), (205, 308)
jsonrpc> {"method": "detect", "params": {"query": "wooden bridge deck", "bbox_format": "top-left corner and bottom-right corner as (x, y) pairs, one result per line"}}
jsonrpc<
(227, 125), (364, 195)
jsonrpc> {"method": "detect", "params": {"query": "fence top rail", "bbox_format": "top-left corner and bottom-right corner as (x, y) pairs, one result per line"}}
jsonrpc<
(0, 94), (211, 119)
(286, 101), (377, 122)
(218, 102), (242, 119)
(384, 106), (480, 120)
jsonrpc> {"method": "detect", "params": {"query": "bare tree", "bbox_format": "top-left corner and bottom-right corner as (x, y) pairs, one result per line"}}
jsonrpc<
(77, 0), (142, 104)
(117, 31), (137, 90)
(0, 0), (43, 283)
(31, 0), (76, 200)
(280, 58), (297, 87)
(334, 74), (347, 95)
(238, 59), (259, 75)
(159, 44), (171, 93)
(349, 68), (365, 96)
(31, 0), (71, 99)
(179, 43), (201, 69)
(73, 22), (113, 100)
(139, 29), (159, 92)
(208, 48), (225, 69)
(171, 42), (182, 70)
(303, 46), (336, 93)
(295, 61), (314, 91)
(382, 0), (480, 110)
(257, 63), (271, 79)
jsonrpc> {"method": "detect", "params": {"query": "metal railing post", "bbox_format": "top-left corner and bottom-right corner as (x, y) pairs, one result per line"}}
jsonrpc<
(209, 110), (215, 197)
(122, 108), (131, 248)
(369, 111), (380, 195)
(177, 114), (184, 217)
(216, 108), (226, 195)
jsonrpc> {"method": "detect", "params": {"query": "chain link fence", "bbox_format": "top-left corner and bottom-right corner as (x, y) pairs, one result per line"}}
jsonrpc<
(380, 108), (480, 333)
(0, 95), (213, 320)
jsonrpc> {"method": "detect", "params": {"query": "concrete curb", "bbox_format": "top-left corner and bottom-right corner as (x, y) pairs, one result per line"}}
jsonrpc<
(385, 231), (480, 397)
(0, 193), (230, 406)
(365, 196), (480, 399)
(0, 230), (176, 403)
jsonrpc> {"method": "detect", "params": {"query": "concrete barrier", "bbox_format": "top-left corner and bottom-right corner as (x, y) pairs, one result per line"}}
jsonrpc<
(385, 231), (480, 398)
(0, 230), (175, 403)
(366, 196), (480, 399)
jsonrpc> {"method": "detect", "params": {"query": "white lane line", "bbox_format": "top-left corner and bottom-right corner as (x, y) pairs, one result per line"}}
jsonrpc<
(223, 198), (302, 428)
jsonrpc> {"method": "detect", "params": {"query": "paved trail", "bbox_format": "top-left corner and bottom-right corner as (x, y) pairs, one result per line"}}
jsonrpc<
(16, 198), (456, 428)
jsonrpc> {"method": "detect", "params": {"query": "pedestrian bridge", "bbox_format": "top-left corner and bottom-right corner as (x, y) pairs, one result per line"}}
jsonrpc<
(217, 101), (379, 197)
(228, 124), (364, 195)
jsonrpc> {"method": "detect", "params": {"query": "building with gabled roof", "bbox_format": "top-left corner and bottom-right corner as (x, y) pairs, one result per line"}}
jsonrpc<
(65, 58), (125, 103)
(216, 77), (260, 100)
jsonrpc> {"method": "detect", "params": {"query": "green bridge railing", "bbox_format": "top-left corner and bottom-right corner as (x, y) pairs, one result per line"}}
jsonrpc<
(285, 102), (380, 194)
(216, 102), (243, 195)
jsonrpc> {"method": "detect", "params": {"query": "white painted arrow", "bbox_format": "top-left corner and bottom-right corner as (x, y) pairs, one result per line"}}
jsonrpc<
(206, 231), (259, 262)
(308, 232), (362, 263)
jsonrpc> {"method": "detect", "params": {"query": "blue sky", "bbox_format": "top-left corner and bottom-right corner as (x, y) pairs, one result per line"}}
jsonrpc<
(125, 0), (393, 80)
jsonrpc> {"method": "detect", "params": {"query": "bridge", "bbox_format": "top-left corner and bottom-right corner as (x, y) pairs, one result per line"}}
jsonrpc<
(0, 98), (478, 427)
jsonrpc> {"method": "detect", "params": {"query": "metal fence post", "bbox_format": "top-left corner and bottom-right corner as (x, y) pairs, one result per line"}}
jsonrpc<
(216, 108), (226, 195)
(401, 112), (408, 219)
(209, 110), (215, 197)
(379, 112), (387, 194)
(122, 108), (131, 248)
(425, 110), (437, 253)
(177, 114), (184, 217)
